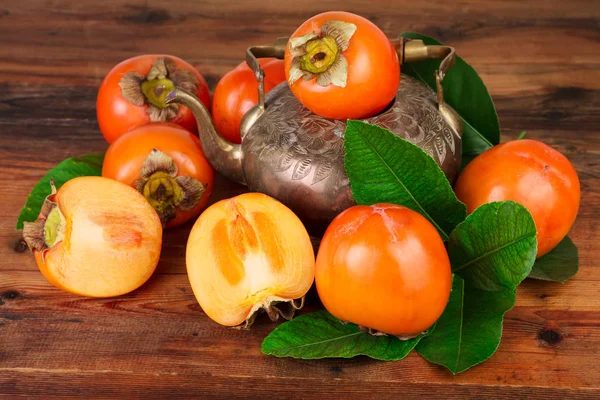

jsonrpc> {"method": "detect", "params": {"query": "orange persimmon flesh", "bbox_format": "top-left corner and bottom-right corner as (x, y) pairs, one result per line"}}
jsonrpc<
(34, 177), (162, 297)
(186, 193), (315, 326)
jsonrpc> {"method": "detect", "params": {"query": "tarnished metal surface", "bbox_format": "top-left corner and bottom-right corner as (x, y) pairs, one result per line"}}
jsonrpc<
(168, 38), (464, 229)
(242, 75), (462, 227)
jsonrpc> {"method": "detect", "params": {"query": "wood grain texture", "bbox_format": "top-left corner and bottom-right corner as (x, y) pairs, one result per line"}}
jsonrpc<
(1, 0), (599, 398)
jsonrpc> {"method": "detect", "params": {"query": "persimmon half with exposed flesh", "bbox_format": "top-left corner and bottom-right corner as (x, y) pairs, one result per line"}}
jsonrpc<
(186, 193), (315, 327)
(22, 176), (163, 297)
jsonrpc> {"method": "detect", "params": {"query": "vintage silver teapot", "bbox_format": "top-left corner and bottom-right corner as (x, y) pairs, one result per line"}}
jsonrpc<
(166, 37), (462, 230)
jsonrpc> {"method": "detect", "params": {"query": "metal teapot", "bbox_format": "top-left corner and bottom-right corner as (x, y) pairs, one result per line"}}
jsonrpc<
(166, 37), (463, 230)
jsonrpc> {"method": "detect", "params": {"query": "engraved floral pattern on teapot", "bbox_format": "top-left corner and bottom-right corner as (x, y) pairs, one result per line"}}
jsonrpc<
(244, 74), (461, 191)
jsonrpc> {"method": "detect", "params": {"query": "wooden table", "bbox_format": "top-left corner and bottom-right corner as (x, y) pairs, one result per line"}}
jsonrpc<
(1, 1), (599, 398)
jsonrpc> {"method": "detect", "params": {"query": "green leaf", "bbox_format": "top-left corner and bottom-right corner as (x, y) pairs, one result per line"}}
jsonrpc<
(400, 32), (500, 156)
(417, 202), (537, 373)
(262, 310), (432, 360)
(344, 120), (466, 241)
(16, 154), (104, 229)
(416, 275), (516, 374)
(529, 236), (579, 283)
(449, 201), (537, 291)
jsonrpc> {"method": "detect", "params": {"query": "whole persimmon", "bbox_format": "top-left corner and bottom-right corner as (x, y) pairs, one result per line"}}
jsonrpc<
(186, 193), (315, 327)
(284, 11), (400, 120)
(315, 204), (452, 336)
(22, 176), (162, 297)
(212, 58), (286, 144)
(97, 55), (211, 143)
(454, 139), (580, 258)
(102, 123), (214, 228)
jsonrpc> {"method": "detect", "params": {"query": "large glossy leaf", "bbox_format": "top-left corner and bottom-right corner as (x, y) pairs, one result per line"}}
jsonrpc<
(16, 154), (104, 229)
(416, 275), (516, 374)
(400, 32), (500, 156)
(344, 120), (466, 241)
(449, 201), (537, 291)
(529, 236), (579, 283)
(262, 310), (431, 360)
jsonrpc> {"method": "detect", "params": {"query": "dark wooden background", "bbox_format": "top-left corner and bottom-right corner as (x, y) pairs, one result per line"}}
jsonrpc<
(1, 1), (599, 398)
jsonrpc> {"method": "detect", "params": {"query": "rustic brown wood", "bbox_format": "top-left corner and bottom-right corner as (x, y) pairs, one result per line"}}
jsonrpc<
(1, 0), (599, 398)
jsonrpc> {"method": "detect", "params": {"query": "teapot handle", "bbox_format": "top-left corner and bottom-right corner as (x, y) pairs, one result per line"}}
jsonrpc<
(392, 37), (462, 137)
(391, 38), (455, 105)
(246, 37), (288, 111)
(246, 36), (456, 107)
(245, 36), (462, 136)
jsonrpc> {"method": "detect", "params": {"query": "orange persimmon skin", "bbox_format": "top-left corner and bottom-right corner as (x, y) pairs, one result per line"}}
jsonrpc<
(102, 123), (214, 228)
(35, 245), (68, 293)
(212, 58), (286, 144)
(315, 204), (452, 336)
(454, 139), (580, 258)
(33, 176), (162, 297)
(97, 54), (211, 144)
(284, 11), (400, 120)
(186, 193), (315, 327)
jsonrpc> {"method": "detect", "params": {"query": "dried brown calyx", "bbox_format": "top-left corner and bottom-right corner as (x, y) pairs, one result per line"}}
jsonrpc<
(134, 149), (205, 226)
(237, 297), (305, 330)
(288, 20), (357, 88)
(340, 320), (430, 341)
(119, 57), (199, 122)
(22, 180), (65, 260)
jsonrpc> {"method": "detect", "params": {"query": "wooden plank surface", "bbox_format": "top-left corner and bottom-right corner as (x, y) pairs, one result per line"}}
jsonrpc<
(1, 0), (599, 398)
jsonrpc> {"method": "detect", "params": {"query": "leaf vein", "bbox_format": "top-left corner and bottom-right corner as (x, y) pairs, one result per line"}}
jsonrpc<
(453, 233), (535, 274)
(357, 131), (449, 240)
(271, 331), (364, 353)
(454, 278), (465, 372)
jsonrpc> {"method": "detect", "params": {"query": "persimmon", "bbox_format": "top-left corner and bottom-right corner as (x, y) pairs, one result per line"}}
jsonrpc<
(97, 55), (211, 144)
(454, 139), (580, 258)
(102, 123), (214, 228)
(212, 58), (286, 144)
(186, 193), (315, 327)
(22, 177), (162, 297)
(284, 11), (400, 120)
(315, 204), (451, 336)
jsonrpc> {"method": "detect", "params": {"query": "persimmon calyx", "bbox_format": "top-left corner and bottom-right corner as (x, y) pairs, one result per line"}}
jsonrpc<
(240, 296), (305, 329)
(22, 180), (65, 258)
(134, 149), (205, 225)
(355, 324), (430, 341)
(288, 20), (357, 87)
(119, 57), (199, 122)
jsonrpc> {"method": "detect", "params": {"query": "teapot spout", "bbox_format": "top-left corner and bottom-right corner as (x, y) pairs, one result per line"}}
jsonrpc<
(165, 88), (245, 185)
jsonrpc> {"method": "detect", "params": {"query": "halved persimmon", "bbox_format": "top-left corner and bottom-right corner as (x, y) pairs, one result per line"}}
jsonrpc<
(22, 176), (163, 297)
(186, 192), (315, 327)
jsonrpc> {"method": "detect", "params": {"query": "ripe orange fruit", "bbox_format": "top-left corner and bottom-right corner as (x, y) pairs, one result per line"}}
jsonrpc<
(212, 58), (285, 144)
(102, 123), (214, 228)
(455, 139), (580, 257)
(284, 11), (400, 119)
(315, 204), (451, 336)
